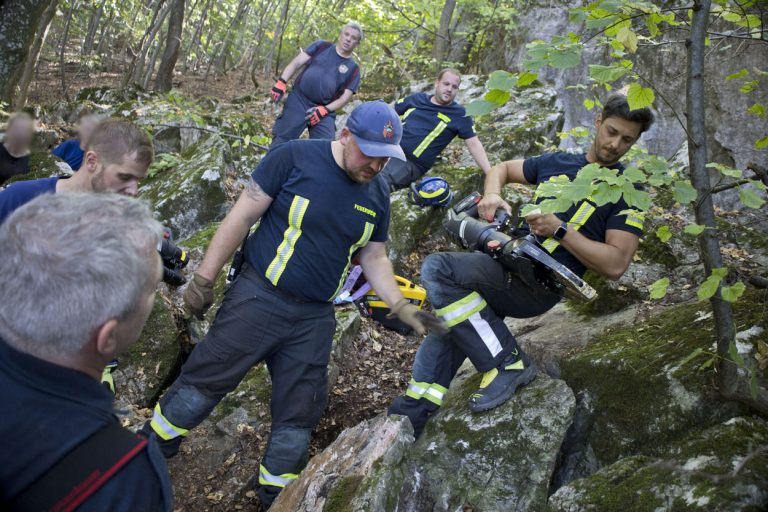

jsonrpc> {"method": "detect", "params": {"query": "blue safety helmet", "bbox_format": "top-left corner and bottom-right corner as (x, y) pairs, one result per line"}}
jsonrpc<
(409, 177), (453, 207)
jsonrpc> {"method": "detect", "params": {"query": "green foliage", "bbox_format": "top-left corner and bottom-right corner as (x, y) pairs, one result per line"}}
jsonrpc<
(648, 277), (669, 299)
(626, 83), (655, 110)
(697, 268), (728, 301)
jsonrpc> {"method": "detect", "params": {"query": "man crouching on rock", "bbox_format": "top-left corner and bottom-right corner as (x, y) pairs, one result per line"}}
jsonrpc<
(141, 101), (446, 508)
(389, 94), (654, 437)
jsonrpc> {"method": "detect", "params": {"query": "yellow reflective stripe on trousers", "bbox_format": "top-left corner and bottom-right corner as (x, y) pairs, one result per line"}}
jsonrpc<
(540, 200), (597, 253)
(423, 383), (448, 406)
(405, 379), (430, 400)
(150, 403), (189, 441)
(265, 195), (310, 285)
(412, 118), (449, 158)
(329, 222), (375, 300)
(435, 291), (487, 327)
(259, 464), (299, 488)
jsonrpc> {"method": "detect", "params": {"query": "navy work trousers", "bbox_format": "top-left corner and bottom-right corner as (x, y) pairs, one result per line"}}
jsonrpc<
(270, 91), (336, 148)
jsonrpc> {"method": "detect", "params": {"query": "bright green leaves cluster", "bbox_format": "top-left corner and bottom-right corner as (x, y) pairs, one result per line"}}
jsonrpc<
(724, 67), (768, 148)
(524, 35), (583, 71)
(697, 267), (746, 303)
(626, 83), (655, 110)
(705, 162), (766, 209)
(466, 69), (539, 118)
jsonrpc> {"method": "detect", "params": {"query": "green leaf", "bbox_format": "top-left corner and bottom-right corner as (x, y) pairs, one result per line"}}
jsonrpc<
(725, 68), (749, 80)
(740, 80), (758, 93)
(583, 98), (595, 110)
(520, 203), (541, 216)
(589, 63), (628, 83)
(465, 100), (497, 117)
(684, 223), (706, 235)
(721, 281), (746, 302)
(615, 26), (638, 53)
(622, 166), (646, 183)
(649, 277), (670, 299)
(485, 89), (511, 105)
(656, 225), (672, 242)
(755, 135), (768, 149)
(673, 180), (697, 204)
(729, 339), (746, 368)
(679, 347), (704, 367)
(627, 83), (655, 110)
(487, 70), (517, 92)
(517, 71), (538, 86)
(706, 162), (742, 178)
(747, 103), (766, 118)
(739, 187), (766, 209)
(591, 183), (622, 206)
(698, 268), (727, 301)
(622, 185), (651, 211)
(550, 47), (582, 69)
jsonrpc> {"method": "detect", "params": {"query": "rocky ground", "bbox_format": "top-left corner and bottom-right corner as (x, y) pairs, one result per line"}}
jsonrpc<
(4, 67), (768, 510)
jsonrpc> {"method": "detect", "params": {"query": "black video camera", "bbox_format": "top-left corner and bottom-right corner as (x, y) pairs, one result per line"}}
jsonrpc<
(443, 192), (597, 302)
(159, 233), (189, 287)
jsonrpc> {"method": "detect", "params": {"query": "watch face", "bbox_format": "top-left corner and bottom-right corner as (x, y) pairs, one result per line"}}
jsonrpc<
(555, 224), (567, 240)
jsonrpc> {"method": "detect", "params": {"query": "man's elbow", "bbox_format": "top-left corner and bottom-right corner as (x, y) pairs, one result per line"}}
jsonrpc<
(604, 261), (631, 281)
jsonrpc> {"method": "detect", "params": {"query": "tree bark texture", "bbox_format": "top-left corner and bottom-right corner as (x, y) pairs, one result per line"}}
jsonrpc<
(155, 0), (185, 91)
(13, 0), (59, 109)
(0, 0), (57, 102)
(434, 0), (456, 70)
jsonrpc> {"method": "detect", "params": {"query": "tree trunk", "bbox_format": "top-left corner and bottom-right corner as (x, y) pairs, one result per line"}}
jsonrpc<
(122, 0), (169, 87)
(434, 0), (456, 70)
(263, 0), (291, 78)
(59, 0), (80, 102)
(13, 0), (58, 109)
(82, 0), (108, 55)
(213, 0), (249, 75)
(154, 0), (185, 91)
(183, 0), (212, 71)
(0, 0), (57, 102)
(686, 0), (768, 414)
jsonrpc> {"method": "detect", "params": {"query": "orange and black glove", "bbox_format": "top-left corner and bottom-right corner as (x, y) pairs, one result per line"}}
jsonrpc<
(305, 105), (330, 127)
(270, 78), (287, 103)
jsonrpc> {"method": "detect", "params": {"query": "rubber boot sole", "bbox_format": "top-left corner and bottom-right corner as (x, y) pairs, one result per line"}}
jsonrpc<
(468, 364), (538, 414)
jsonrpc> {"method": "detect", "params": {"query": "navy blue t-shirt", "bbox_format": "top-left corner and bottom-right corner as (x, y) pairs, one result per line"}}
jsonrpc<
(294, 40), (360, 105)
(395, 93), (476, 171)
(0, 338), (172, 511)
(0, 176), (59, 225)
(523, 152), (644, 276)
(246, 140), (390, 302)
(52, 139), (84, 170)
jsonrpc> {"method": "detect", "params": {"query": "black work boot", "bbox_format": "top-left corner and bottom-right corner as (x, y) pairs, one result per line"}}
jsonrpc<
(140, 422), (183, 458)
(468, 351), (537, 413)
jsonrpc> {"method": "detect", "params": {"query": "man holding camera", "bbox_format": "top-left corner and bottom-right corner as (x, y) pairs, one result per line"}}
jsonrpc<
(268, 23), (362, 148)
(0, 193), (172, 511)
(389, 95), (653, 437)
(143, 101), (446, 508)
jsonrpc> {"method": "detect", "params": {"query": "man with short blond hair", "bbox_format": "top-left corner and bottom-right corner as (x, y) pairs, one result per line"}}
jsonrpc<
(379, 68), (492, 193)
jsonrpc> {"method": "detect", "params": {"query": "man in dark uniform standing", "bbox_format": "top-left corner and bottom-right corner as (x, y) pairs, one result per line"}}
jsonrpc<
(0, 193), (172, 511)
(379, 68), (492, 193)
(268, 23), (362, 147)
(0, 112), (34, 186)
(389, 94), (653, 437)
(143, 101), (446, 508)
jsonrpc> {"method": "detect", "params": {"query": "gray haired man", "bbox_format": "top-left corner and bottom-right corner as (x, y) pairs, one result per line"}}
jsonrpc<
(0, 193), (172, 511)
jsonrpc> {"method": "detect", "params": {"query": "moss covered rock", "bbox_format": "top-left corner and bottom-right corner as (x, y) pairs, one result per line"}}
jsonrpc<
(271, 415), (414, 512)
(559, 290), (768, 468)
(140, 134), (232, 238)
(397, 363), (575, 511)
(549, 416), (768, 511)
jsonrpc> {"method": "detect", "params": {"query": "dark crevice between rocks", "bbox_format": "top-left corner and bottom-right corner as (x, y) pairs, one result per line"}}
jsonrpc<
(146, 312), (199, 409)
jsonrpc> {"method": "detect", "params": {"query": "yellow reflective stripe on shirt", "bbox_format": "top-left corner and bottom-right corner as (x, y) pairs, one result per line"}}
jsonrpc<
(258, 464), (299, 488)
(400, 107), (416, 121)
(329, 221), (375, 300)
(150, 403), (189, 441)
(412, 112), (452, 157)
(435, 291), (487, 327)
(540, 200), (597, 253)
(265, 195), (310, 285)
(625, 210), (644, 230)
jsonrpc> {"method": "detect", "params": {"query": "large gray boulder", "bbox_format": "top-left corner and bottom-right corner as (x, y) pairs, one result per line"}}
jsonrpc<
(398, 363), (576, 511)
(549, 416), (768, 511)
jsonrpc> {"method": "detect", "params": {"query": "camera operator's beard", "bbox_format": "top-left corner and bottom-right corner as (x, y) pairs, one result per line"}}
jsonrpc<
(90, 169), (107, 193)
